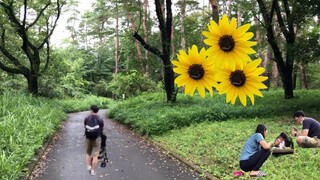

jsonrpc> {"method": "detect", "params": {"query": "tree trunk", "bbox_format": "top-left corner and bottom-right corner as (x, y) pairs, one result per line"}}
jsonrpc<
(292, 67), (297, 90)
(171, 19), (175, 57)
(226, 0), (231, 19)
(180, 0), (186, 51)
(272, 60), (280, 88)
(256, 0), (294, 99)
(128, 11), (144, 74)
(237, 3), (241, 26)
(143, 0), (150, 77)
(114, 2), (120, 75)
(160, 0), (176, 102)
(209, 0), (219, 23)
(133, 0), (176, 102)
(299, 62), (308, 89)
(25, 72), (39, 94)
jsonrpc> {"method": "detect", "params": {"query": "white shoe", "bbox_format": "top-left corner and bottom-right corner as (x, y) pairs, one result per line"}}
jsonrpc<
(87, 166), (91, 174)
(90, 170), (96, 176)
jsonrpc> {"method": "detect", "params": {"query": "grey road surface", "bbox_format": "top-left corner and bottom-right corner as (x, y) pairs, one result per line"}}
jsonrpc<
(30, 109), (203, 180)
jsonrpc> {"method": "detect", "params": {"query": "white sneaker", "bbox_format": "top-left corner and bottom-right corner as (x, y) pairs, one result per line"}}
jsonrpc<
(87, 166), (91, 174)
(90, 170), (96, 176)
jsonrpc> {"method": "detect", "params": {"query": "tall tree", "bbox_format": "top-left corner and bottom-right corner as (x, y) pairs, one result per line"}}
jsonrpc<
(134, 0), (176, 102)
(177, 0), (187, 51)
(65, 0), (80, 45)
(256, 0), (320, 98)
(114, 1), (120, 75)
(0, 0), (63, 94)
(124, 1), (145, 74)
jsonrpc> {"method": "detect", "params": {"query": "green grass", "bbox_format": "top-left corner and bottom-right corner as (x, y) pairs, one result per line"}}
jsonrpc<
(109, 89), (320, 179)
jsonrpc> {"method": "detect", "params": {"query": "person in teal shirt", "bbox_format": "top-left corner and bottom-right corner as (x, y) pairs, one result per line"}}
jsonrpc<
(239, 124), (282, 177)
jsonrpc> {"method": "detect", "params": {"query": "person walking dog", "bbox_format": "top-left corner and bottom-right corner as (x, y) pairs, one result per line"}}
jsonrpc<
(84, 105), (104, 175)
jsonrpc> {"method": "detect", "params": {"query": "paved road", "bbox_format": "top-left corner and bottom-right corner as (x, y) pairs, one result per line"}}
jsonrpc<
(30, 110), (203, 180)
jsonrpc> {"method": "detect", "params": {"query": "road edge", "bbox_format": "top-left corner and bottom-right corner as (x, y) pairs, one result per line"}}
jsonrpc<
(146, 138), (218, 180)
(21, 120), (67, 180)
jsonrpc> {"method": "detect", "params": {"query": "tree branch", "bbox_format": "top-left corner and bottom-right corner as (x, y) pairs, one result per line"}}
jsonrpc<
(0, 2), (23, 30)
(165, 0), (172, 40)
(26, 2), (52, 31)
(0, 60), (23, 74)
(269, 0), (277, 24)
(133, 32), (163, 58)
(0, 48), (29, 75)
(40, 22), (50, 75)
(23, 0), (27, 27)
(38, 0), (62, 49)
(155, 0), (165, 32)
(163, 0), (172, 57)
(283, 0), (294, 36)
(274, 0), (289, 39)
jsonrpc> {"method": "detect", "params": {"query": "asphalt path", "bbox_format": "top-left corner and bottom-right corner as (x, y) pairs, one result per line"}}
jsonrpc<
(29, 109), (203, 180)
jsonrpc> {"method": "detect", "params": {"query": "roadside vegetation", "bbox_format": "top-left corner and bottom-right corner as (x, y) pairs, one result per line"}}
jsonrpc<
(0, 92), (110, 180)
(109, 90), (320, 179)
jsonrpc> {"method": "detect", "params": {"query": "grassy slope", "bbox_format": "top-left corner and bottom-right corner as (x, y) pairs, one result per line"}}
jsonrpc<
(109, 90), (320, 179)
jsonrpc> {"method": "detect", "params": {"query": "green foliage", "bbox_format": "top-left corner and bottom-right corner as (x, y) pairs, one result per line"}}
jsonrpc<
(0, 73), (27, 93)
(295, 27), (320, 64)
(0, 91), (112, 179)
(59, 95), (111, 113)
(0, 92), (66, 179)
(39, 48), (90, 98)
(107, 71), (159, 99)
(109, 90), (320, 136)
(306, 63), (320, 89)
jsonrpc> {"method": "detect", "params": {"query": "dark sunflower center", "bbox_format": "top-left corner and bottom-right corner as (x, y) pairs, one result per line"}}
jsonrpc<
(230, 70), (246, 87)
(218, 35), (235, 52)
(188, 64), (204, 80)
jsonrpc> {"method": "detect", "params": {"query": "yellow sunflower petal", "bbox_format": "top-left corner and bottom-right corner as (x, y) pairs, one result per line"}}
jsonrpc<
(197, 82), (206, 98)
(238, 88), (247, 106)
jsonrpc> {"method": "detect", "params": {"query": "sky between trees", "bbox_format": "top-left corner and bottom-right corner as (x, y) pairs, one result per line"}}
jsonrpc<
(51, 0), (210, 47)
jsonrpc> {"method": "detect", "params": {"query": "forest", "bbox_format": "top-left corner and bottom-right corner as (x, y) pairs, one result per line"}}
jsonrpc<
(0, 0), (319, 100)
(1, 0), (320, 179)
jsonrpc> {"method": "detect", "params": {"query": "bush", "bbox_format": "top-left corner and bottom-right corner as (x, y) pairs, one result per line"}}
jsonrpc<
(107, 70), (159, 99)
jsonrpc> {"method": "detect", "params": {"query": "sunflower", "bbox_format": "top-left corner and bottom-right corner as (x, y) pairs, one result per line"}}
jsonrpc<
(202, 14), (257, 69)
(172, 45), (217, 98)
(215, 58), (268, 106)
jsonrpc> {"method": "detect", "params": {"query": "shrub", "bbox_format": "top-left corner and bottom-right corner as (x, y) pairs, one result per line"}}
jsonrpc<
(107, 70), (159, 99)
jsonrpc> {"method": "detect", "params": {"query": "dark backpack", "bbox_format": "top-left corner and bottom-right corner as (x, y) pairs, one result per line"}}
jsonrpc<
(85, 115), (101, 139)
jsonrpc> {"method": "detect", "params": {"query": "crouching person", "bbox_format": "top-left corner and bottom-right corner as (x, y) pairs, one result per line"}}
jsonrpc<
(239, 124), (282, 177)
